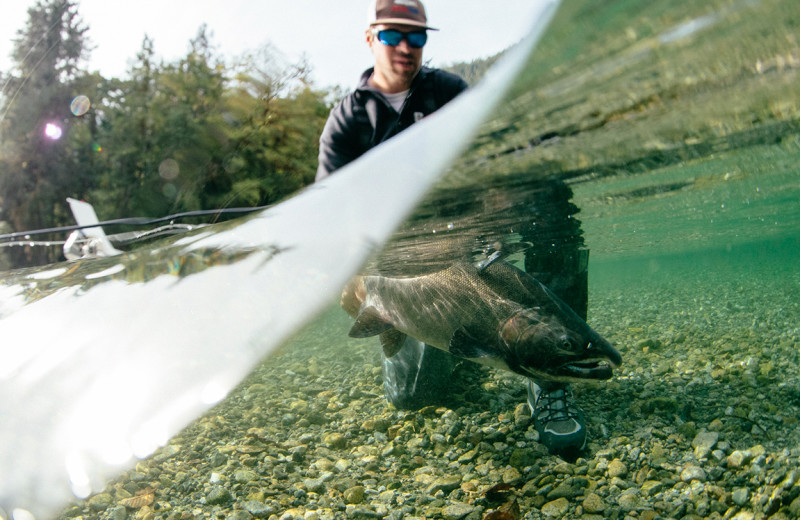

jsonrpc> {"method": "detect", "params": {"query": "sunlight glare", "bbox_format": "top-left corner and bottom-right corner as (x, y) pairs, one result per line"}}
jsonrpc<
(43, 123), (62, 140)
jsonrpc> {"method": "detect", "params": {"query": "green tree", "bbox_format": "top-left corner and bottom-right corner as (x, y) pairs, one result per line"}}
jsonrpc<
(0, 0), (90, 266)
(86, 36), (161, 220)
(213, 47), (328, 209)
(90, 27), (232, 220)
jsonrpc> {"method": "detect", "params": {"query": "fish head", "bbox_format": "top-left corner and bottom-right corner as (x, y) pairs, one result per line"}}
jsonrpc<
(499, 290), (621, 383)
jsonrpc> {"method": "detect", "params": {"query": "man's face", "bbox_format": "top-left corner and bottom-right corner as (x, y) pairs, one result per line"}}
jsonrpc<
(367, 23), (425, 92)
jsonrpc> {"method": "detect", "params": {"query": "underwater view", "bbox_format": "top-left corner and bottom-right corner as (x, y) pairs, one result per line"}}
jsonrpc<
(2, 0), (800, 519)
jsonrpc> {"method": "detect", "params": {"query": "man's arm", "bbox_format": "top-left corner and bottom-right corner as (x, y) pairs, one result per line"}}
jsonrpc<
(316, 98), (369, 181)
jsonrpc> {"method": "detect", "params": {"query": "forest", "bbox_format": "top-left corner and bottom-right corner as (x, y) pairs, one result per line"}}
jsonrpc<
(0, 1), (497, 268)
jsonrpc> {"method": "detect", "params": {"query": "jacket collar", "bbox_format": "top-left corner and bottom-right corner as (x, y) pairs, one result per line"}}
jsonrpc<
(356, 66), (431, 94)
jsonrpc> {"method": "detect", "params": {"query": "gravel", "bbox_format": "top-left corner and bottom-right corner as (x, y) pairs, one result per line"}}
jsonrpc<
(57, 259), (800, 520)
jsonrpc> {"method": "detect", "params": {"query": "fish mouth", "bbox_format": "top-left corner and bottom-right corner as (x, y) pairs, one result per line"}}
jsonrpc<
(558, 339), (622, 380)
(559, 358), (616, 380)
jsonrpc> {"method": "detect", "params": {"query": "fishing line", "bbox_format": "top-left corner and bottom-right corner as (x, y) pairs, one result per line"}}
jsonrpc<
(0, 205), (270, 242)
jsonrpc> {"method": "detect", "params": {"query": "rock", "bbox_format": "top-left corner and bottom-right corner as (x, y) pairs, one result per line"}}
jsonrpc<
(458, 449), (479, 463)
(617, 491), (640, 511)
(207, 486), (233, 505)
(109, 506), (127, 520)
(87, 493), (113, 512)
(242, 500), (276, 518)
(582, 492), (606, 513)
(789, 496), (800, 517)
(649, 443), (668, 465)
(639, 511), (658, 520)
(304, 477), (327, 494)
(426, 476), (461, 495)
(509, 448), (537, 468)
(227, 511), (252, 520)
(641, 480), (665, 496)
(547, 483), (579, 499)
(502, 467), (522, 485)
(541, 497), (569, 517)
(442, 502), (479, 520)
(708, 419), (724, 431)
(681, 465), (707, 482)
(234, 470), (259, 483)
(607, 459), (627, 479)
(153, 444), (181, 462)
(323, 432), (347, 450)
(553, 462), (574, 475)
(732, 488), (749, 506)
(727, 450), (752, 468)
(343, 485), (365, 504)
(692, 431), (719, 458)
(514, 403), (531, 427)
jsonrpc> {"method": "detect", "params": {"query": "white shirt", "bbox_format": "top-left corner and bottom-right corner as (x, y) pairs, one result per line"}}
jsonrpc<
(382, 90), (409, 113)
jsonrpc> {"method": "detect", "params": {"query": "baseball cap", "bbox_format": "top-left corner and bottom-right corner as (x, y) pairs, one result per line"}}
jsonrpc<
(367, 0), (438, 31)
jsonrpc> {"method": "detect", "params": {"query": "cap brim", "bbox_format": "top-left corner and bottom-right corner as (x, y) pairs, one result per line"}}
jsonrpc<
(370, 18), (438, 30)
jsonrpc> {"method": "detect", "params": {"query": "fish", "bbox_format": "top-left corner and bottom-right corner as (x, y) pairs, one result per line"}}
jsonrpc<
(341, 260), (621, 383)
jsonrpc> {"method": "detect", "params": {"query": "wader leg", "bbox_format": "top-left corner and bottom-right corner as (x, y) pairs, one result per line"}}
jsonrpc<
(525, 246), (590, 456)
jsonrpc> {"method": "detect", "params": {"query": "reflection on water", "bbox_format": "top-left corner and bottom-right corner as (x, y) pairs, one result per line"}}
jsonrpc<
(3, 0), (800, 518)
(371, 174), (584, 276)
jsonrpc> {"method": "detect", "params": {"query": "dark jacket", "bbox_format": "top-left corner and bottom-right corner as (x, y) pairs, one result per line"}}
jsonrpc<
(316, 66), (468, 180)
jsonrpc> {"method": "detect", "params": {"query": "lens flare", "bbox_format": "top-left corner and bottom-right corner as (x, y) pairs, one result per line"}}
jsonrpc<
(44, 123), (63, 140)
(158, 158), (180, 180)
(70, 95), (91, 116)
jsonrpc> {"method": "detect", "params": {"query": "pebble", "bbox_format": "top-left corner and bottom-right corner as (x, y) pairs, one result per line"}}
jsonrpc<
(727, 450), (752, 468)
(582, 492), (606, 513)
(680, 465), (707, 482)
(732, 488), (749, 506)
(789, 496), (800, 517)
(87, 493), (113, 511)
(234, 470), (258, 483)
(541, 497), (569, 517)
(607, 459), (627, 479)
(207, 486), (233, 505)
(343, 486), (365, 504)
(242, 500), (275, 518)
(692, 430), (719, 459)
(58, 265), (800, 520)
(303, 477), (326, 494)
(442, 502), (479, 520)
(502, 467), (522, 485)
(617, 491), (640, 511)
(641, 480), (665, 496)
(323, 432), (347, 450)
(426, 476), (461, 495)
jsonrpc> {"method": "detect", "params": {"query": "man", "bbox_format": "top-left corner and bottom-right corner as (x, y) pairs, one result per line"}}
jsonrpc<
(316, 0), (588, 457)
(316, 0), (467, 180)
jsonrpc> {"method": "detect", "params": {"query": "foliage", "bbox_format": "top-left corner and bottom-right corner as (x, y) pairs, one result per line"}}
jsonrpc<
(0, 2), (332, 267)
(443, 51), (503, 86)
(0, 0), (89, 266)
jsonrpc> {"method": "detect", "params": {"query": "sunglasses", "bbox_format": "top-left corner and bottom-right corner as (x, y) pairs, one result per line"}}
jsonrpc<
(372, 29), (428, 49)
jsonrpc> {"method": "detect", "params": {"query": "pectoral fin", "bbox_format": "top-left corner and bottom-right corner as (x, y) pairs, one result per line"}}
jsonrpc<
(379, 329), (407, 358)
(348, 306), (395, 338)
(449, 327), (500, 359)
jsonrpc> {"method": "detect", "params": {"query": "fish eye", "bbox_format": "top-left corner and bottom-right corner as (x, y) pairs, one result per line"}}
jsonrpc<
(559, 334), (574, 351)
